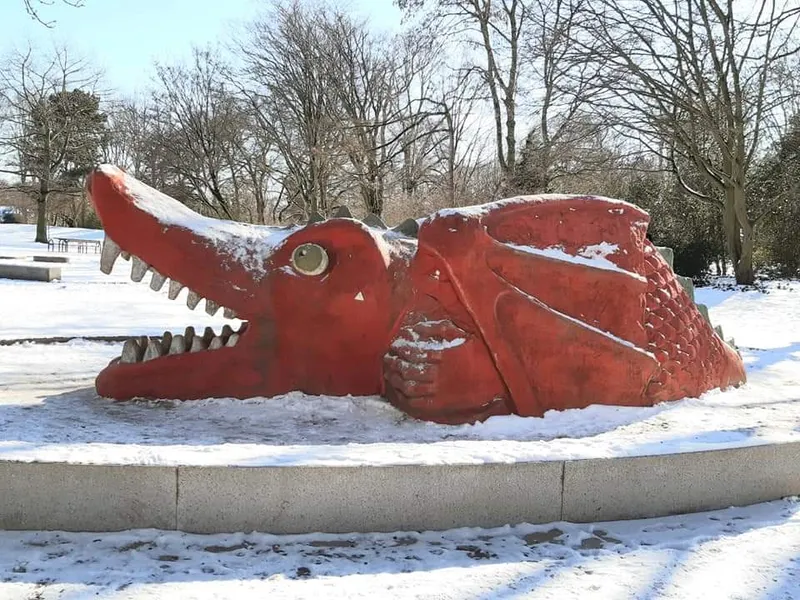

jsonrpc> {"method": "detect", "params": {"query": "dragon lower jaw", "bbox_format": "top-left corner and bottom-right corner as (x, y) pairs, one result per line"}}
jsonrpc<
(95, 236), (269, 400)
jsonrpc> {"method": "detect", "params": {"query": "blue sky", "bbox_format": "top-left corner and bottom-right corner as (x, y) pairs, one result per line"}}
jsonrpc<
(0, 0), (402, 96)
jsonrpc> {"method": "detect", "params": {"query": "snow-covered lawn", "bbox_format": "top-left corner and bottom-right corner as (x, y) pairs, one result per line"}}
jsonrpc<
(1, 498), (799, 599)
(2, 224), (800, 466)
(3, 224), (800, 599)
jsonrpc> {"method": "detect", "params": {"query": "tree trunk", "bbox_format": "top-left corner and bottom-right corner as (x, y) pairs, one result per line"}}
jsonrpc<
(736, 233), (755, 284)
(505, 97), (516, 177)
(35, 183), (49, 244)
(723, 185), (755, 285)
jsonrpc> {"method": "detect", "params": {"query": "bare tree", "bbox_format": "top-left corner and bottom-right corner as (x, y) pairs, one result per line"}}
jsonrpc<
(153, 48), (247, 220)
(0, 47), (103, 242)
(513, 0), (610, 193)
(580, 0), (800, 284)
(429, 71), (487, 206)
(24, 0), (85, 27)
(237, 2), (345, 220)
(324, 18), (448, 216)
(397, 0), (530, 180)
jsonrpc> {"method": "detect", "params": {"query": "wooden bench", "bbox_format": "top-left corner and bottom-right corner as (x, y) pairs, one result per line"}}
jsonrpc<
(0, 263), (62, 281)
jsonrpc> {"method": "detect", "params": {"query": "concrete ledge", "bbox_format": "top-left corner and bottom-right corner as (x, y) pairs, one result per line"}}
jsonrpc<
(1, 442), (799, 533)
(0, 263), (61, 281)
(0, 462), (176, 531)
(176, 462), (563, 535)
(33, 255), (69, 263)
(562, 442), (800, 522)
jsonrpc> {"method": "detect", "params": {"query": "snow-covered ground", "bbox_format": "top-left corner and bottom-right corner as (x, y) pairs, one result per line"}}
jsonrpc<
(3, 224), (800, 599)
(1, 224), (800, 466)
(1, 498), (799, 599)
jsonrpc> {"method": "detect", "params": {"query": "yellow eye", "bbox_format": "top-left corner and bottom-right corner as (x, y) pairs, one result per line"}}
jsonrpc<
(291, 243), (329, 276)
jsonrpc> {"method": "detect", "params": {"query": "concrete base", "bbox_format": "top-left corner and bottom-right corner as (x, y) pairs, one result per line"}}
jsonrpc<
(0, 263), (61, 281)
(33, 255), (70, 263)
(2, 442), (799, 533)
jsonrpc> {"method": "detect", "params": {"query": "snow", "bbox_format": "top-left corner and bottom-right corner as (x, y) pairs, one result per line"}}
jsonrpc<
(3, 225), (800, 597)
(0, 224), (243, 339)
(1, 498), (799, 599)
(504, 242), (646, 281)
(102, 165), (411, 275)
(100, 165), (299, 277)
(432, 193), (636, 220)
(2, 224), (800, 468)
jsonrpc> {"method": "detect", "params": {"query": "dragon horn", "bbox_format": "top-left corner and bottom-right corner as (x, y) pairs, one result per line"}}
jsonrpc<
(362, 213), (387, 229)
(333, 206), (353, 218)
(307, 211), (325, 224)
(392, 218), (420, 238)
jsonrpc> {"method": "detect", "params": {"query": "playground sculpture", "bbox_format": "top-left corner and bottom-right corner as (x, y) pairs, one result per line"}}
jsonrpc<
(87, 165), (746, 424)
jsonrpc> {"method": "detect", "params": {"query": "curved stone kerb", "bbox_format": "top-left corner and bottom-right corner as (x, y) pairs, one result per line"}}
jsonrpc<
(0, 442), (798, 533)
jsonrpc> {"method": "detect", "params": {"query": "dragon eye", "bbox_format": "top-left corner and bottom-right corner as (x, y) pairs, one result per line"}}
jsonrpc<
(291, 243), (329, 276)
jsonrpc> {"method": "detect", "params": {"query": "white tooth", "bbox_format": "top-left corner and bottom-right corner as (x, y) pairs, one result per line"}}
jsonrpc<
(226, 333), (240, 347)
(186, 290), (202, 310)
(209, 336), (224, 350)
(121, 251), (131, 260)
(223, 307), (238, 319)
(100, 237), (121, 274)
(120, 338), (141, 363)
(169, 334), (186, 355)
(190, 336), (207, 352)
(150, 271), (166, 291)
(131, 257), (150, 282)
(205, 299), (220, 316)
(168, 280), (184, 300)
(143, 338), (162, 361)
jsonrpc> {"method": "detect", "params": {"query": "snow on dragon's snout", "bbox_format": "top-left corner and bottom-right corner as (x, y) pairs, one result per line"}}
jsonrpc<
(87, 165), (746, 425)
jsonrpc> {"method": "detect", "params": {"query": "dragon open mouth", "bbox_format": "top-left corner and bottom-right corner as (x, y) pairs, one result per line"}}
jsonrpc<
(99, 236), (247, 365)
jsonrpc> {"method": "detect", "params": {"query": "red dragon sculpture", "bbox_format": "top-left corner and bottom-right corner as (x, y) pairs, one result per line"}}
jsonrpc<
(87, 165), (746, 424)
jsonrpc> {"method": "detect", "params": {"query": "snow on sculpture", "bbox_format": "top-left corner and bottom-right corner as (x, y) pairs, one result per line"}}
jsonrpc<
(87, 165), (746, 425)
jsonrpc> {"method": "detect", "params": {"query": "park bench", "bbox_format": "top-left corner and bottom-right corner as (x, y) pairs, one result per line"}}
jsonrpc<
(47, 237), (101, 253)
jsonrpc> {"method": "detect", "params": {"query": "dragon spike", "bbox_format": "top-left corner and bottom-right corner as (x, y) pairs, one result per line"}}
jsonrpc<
(363, 213), (387, 229)
(392, 218), (420, 238)
(307, 211), (326, 224)
(333, 205), (353, 219)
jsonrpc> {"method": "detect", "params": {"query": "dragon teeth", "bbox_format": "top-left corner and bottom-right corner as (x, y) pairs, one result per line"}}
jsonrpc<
(120, 251), (131, 260)
(130, 257), (150, 282)
(119, 326), (239, 362)
(120, 338), (142, 363)
(223, 307), (237, 319)
(186, 290), (202, 310)
(100, 237), (121, 274)
(150, 271), (167, 291)
(205, 299), (220, 316)
(168, 334), (186, 354)
(168, 280), (184, 300)
(143, 338), (162, 361)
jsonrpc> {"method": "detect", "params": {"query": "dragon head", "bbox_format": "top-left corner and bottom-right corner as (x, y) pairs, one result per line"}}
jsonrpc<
(88, 165), (414, 401)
